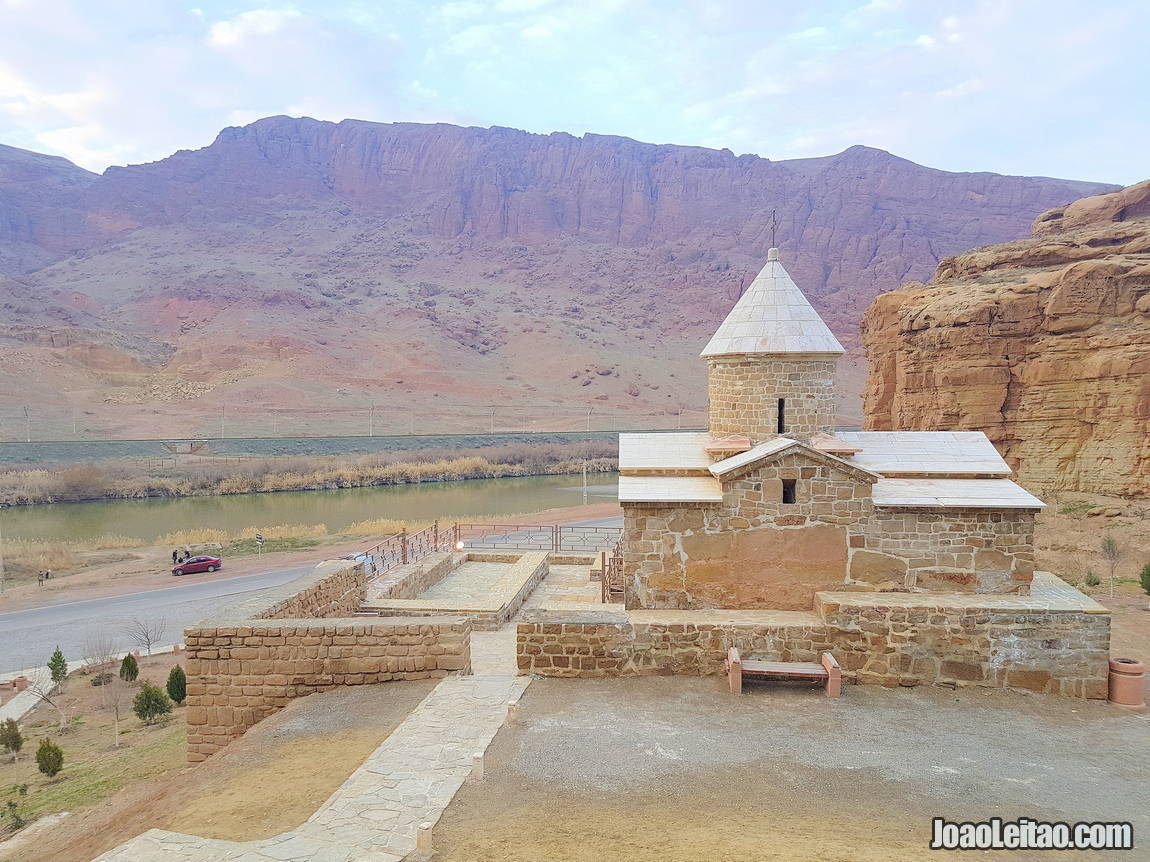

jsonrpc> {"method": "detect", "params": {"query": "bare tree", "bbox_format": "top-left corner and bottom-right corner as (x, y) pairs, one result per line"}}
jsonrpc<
(83, 632), (125, 746)
(123, 616), (167, 656)
(1101, 535), (1121, 597)
(25, 678), (68, 730)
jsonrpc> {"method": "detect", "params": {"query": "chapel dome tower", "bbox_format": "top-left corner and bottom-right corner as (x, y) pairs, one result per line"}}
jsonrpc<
(701, 248), (843, 442)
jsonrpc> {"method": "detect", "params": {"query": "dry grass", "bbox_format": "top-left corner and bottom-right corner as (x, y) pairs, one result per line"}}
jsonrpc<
(0, 443), (618, 505)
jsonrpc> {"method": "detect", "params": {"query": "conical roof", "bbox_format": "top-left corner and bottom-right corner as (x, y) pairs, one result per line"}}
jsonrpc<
(700, 249), (844, 357)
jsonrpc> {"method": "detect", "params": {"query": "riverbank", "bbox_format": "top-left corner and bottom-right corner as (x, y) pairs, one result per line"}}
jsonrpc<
(0, 500), (623, 612)
(0, 441), (617, 506)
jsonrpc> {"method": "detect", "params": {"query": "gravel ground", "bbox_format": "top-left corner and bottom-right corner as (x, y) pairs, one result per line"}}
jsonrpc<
(434, 677), (1150, 861)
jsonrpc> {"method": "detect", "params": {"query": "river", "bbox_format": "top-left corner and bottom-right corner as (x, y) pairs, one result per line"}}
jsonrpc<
(0, 473), (620, 544)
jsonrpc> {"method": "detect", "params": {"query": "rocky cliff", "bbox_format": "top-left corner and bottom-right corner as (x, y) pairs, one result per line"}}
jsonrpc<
(0, 117), (1118, 438)
(862, 181), (1150, 497)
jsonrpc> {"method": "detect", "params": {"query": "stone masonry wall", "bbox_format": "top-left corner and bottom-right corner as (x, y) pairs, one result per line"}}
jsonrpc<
(707, 355), (837, 441)
(372, 551), (462, 600)
(519, 579), (1110, 698)
(623, 451), (874, 610)
(184, 560), (470, 762)
(854, 508), (1036, 593)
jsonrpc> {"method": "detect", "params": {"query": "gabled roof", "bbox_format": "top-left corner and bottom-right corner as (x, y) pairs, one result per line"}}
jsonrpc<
(618, 475), (724, 504)
(704, 434), (753, 455)
(701, 248), (844, 357)
(872, 478), (1045, 509)
(834, 431), (1012, 477)
(709, 437), (881, 483)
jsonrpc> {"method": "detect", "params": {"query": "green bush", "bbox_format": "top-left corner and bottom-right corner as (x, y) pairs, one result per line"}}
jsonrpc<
(47, 647), (67, 684)
(36, 738), (63, 777)
(166, 665), (187, 706)
(1083, 570), (1102, 588)
(132, 682), (172, 725)
(119, 653), (139, 682)
(0, 719), (23, 760)
(1140, 562), (1150, 598)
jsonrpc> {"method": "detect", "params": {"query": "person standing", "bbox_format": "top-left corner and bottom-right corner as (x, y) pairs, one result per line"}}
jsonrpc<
(172, 549), (179, 565)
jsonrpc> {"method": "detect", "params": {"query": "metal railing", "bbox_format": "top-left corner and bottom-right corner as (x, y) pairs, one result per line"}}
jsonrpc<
(357, 520), (622, 582)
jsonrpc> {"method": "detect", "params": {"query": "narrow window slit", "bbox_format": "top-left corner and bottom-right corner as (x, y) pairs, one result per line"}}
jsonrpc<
(782, 479), (797, 504)
(777, 398), (786, 434)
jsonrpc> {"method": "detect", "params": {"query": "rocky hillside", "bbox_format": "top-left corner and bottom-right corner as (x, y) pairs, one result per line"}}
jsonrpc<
(863, 181), (1150, 497)
(0, 117), (1116, 439)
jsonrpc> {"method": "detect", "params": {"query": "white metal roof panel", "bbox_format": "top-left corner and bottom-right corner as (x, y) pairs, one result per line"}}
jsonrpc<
(835, 431), (1012, 477)
(872, 478), (1044, 509)
(618, 431), (712, 472)
(618, 475), (724, 503)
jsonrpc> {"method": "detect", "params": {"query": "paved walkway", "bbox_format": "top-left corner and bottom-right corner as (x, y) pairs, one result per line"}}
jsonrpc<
(93, 559), (602, 861)
(417, 561), (509, 604)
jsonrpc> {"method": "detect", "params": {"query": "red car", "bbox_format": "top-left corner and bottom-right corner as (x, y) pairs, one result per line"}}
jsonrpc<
(172, 555), (222, 576)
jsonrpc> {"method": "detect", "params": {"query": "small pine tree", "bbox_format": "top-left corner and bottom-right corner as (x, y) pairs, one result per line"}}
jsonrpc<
(132, 682), (172, 725)
(1140, 562), (1150, 610)
(36, 738), (63, 777)
(47, 647), (67, 684)
(0, 718), (23, 761)
(166, 665), (187, 706)
(119, 653), (139, 682)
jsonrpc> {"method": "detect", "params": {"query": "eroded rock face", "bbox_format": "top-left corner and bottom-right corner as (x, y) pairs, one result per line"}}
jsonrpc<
(862, 181), (1150, 497)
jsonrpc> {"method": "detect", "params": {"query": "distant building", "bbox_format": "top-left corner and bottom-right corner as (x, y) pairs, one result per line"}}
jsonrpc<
(618, 248), (1043, 611)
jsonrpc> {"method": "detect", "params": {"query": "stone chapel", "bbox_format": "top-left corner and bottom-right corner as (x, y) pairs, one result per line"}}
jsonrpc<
(618, 248), (1045, 611)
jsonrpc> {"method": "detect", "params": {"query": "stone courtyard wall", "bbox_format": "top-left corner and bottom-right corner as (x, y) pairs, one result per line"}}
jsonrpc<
(520, 576), (1110, 698)
(184, 560), (470, 762)
(706, 354), (837, 440)
(623, 451), (874, 611)
(854, 508), (1037, 593)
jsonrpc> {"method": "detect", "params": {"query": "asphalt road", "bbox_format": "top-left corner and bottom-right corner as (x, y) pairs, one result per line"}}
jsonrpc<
(0, 564), (313, 674)
(0, 516), (625, 674)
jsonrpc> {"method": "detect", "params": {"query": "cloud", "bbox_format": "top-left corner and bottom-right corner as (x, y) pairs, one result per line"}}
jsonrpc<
(0, 0), (1146, 185)
(207, 9), (303, 48)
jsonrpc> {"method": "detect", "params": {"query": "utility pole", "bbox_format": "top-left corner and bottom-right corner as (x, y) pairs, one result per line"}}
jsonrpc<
(0, 503), (7, 595)
(586, 407), (594, 433)
(23, 406), (30, 443)
(489, 407), (496, 436)
(369, 405), (375, 437)
(219, 405), (225, 439)
(72, 407), (78, 438)
(677, 405), (683, 429)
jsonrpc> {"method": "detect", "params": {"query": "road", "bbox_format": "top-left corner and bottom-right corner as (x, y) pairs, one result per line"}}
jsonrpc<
(0, 564), (313, 674)
(1, 516), (624, 674)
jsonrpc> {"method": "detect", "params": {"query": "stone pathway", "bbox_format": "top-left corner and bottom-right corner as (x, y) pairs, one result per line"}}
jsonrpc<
(94, 560), (602, 861)
(94, 639), (527, 862)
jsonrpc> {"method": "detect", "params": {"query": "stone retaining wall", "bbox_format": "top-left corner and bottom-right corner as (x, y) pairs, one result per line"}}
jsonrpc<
(372, 551), (463, 600)
(184, 560), (470, 762)
(518, 575), (1110, 698)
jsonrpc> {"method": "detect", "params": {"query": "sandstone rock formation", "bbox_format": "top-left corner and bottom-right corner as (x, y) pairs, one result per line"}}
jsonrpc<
(0, 117), (1116, 438)
(863, 181), (1150, 497)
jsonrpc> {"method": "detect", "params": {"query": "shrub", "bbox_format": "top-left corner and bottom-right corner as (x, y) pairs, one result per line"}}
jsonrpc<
(2, 785), (29, 832)
(1140, 562), (1150, 599)
(119, 654), (139, 682)
(47, 647), (68, 684)
(1083, 570), (1102, 588)
(132, 682), (172, 725)
(36, 738), (64, 777)
(166, 666), (187, 705)
(0, 719), (23, 760)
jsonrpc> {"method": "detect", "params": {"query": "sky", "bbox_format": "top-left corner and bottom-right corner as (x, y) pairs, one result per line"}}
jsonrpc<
(0, 0), (1145, 184)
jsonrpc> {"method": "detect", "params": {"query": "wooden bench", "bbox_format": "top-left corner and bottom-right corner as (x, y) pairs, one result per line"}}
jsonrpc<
(725, 647), (841, 697)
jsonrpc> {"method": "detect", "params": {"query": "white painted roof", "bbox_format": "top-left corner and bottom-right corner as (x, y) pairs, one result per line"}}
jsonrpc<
(835, 431), (1012, 476)
(618, 431), (713, 472)
(709, 437), (796, 477)
(618, 475), (724, 503)
(872, 478), (1045, 509)
(700, 249), (844, 357)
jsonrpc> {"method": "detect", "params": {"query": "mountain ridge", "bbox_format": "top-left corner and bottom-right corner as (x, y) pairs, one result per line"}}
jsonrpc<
(0, 116), (1119, 439)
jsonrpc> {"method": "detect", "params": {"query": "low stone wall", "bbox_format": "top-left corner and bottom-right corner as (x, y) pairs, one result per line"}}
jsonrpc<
(361, 552), (550, 630)
(517, 574), (1110, 698)
(184, 560), (470, 762)
(255, 559), (366, 619)
(372, 551), (463, 600)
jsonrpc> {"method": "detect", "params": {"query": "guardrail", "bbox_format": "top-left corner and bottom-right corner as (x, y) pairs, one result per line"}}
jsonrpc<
(358, 521), (622, 582)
